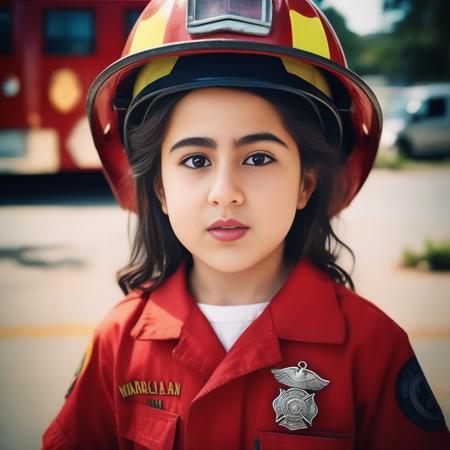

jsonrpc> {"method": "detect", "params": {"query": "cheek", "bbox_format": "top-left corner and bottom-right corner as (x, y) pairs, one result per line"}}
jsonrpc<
(165, 193), (191, 225)
(164, 171), (202, 208)
(247, 169), (300, 232)
(249, 164), (300, 206)
(162, 181), (202, 238)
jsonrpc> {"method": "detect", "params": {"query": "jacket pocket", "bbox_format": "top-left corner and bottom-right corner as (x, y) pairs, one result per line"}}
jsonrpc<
(257, 431), (353, 450)
(118, 402), (178, 450)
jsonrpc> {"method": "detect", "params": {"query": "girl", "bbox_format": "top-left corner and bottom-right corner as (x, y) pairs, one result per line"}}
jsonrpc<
(43, 1), (450, 449)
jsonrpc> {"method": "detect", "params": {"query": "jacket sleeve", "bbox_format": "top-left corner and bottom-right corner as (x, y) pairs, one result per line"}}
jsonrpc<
(352, 308), (450, 450)
(42, 316), (119, 449)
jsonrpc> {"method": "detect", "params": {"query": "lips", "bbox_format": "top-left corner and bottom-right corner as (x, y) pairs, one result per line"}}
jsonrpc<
(208, 227), (248, 242)
(207, 218), (249, 231)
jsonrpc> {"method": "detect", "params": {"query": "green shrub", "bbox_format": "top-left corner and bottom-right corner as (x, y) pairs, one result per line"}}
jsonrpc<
(374, 151), (408, 170)
(402, 240), (450, 271)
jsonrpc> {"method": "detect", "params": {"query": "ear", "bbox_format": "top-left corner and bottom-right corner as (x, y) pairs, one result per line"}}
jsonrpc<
(153, 173), (168, 215)
(297, 167), (318, 210)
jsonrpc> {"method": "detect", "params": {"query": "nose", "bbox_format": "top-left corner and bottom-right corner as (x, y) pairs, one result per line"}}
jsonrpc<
(207, 160), (244, 207)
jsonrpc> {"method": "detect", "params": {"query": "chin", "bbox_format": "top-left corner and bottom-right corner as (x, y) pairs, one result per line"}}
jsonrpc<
(195, 252), (270, 274)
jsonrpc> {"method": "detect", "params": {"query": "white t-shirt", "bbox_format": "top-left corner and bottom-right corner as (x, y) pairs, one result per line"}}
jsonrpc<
(197, 301), (270, 352)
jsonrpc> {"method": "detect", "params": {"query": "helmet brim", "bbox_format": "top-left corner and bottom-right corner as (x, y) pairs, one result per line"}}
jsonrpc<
(87, 40), (382, 214)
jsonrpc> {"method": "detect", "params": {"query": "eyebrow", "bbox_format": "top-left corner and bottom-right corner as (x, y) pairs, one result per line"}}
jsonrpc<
(169, 133), (288, 153)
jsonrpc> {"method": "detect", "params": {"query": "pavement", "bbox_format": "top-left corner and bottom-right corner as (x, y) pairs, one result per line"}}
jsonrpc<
(0, 167), (449, 449)
(337, 166), (450, 423)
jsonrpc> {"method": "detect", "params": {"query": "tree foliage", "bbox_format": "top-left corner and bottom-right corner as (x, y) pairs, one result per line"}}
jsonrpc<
(316, 0), (449, 84)
(361, 0), (450, 83)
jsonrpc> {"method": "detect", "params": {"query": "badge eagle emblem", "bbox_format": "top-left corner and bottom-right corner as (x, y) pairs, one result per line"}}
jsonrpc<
(271, 361), (330, 430)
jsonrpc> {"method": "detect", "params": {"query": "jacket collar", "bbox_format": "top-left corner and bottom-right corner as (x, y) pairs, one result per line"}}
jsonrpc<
(130, 258), (345, 345)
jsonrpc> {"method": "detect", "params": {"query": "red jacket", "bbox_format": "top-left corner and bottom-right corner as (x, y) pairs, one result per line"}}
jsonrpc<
(42, 259), (450, 450)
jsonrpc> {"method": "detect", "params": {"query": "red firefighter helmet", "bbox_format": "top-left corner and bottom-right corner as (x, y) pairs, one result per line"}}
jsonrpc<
(87, 0), (382, 214)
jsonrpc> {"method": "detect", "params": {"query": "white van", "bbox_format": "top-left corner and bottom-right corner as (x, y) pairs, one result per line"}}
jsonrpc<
(380, 83), (450, 157)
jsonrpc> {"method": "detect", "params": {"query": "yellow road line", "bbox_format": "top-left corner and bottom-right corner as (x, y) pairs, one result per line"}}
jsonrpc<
(0, 325), (449, 340)
(0, 324), (95, 339)
(409, 328), (450, 340)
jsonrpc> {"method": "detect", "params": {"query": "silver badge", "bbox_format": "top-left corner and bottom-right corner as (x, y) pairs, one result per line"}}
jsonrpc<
(271, 361), (329, 430)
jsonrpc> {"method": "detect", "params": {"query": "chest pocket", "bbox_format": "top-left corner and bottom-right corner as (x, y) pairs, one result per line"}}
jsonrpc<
(257, 431), (353, 450)
(118, 402), (178, 450)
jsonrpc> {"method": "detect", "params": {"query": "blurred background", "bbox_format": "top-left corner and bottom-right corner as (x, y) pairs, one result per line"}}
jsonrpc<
(1, 0), (449, 448)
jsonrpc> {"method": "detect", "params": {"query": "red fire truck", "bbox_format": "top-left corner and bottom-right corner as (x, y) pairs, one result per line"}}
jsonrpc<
(0, 0), (147, 174)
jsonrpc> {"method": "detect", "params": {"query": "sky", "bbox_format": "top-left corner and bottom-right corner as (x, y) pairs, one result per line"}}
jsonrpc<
(323, 0), (388, 35)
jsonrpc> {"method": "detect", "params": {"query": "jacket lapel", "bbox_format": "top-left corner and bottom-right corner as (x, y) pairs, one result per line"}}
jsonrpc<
(194, 307), (282, 399)
(130, 258), (346, 398)
(172, 305), (226, 379)
(130, 260), (226, 378)
(193, 259), (346, 398)
(270, 258), (346, 344)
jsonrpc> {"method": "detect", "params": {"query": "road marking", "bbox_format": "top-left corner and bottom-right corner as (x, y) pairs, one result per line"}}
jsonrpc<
(409, 328), (450, 340)
(0, 324), (95, 339)
(0, 325), (449, 339)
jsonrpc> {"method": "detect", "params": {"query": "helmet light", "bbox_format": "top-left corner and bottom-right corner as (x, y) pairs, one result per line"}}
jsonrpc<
(187, 0), (272, 36)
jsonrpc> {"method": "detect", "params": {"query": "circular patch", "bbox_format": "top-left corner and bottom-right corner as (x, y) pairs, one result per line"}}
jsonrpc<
(396, 357), (445, 432)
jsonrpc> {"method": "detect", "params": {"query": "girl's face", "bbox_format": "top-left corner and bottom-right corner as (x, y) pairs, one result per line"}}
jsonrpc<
(155, 88), (317, 274)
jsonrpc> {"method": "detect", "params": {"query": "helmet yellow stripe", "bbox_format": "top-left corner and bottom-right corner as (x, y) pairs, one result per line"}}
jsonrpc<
(281, 57), (332, 98)
(129, 0), (175, 56)
(289, 10), (331, 60)
(133, 55), (332, 100)
(133, 57), (179, 98)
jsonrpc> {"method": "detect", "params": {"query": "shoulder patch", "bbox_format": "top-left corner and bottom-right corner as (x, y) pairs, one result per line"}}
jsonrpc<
(396, 357), (445, 431)
(65, 340), (93, 398)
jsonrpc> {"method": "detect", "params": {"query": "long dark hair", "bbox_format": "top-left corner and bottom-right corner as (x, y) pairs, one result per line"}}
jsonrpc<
(117, 87), (355, 297)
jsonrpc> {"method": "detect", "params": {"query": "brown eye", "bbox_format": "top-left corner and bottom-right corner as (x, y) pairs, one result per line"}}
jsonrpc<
(181, 155), (211, 169)
(244, 152), (274, 166)
(181, 152), (275, 169)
